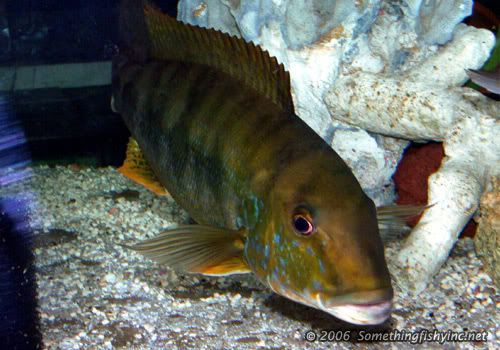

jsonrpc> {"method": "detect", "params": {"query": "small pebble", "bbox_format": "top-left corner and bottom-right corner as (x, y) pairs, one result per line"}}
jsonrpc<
(105, 273), (117, 284)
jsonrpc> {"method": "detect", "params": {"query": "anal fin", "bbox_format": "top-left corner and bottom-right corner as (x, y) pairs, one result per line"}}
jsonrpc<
(118, 137), (169, 196)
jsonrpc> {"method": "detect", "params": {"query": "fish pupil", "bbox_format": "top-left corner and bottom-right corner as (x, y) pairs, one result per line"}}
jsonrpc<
(293, 215), (314, 235)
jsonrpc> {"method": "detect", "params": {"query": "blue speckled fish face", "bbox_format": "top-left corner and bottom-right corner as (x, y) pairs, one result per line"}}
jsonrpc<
(245, 152), (394, 325)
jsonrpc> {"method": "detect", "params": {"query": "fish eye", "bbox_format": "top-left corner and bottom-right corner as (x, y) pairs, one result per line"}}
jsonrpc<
(292, 214), (315, 235)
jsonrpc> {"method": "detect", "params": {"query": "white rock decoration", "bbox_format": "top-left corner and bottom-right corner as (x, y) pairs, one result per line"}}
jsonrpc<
(177, 0), (497, 293)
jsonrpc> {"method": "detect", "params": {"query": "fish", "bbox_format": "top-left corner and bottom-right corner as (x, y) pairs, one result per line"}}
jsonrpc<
(113, 0), (419, 325)
(466, 68), (500, 95)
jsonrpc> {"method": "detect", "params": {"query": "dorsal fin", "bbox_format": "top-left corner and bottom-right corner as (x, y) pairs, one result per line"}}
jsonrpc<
(142, 4), (295, 114)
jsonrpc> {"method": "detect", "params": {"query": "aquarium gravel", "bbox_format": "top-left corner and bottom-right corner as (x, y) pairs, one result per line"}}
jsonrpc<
(0, 165), (498, 349)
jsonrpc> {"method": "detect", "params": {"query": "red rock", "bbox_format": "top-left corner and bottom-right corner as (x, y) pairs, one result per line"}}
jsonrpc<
(393, 142), (477, 238)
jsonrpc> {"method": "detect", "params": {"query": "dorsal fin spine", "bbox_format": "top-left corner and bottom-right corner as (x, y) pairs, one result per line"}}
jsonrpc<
(141, 3), (295, 113)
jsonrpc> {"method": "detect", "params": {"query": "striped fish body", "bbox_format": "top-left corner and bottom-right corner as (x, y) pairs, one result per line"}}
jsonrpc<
(113, 58), (354, 232)
(115, 1), (395, 326)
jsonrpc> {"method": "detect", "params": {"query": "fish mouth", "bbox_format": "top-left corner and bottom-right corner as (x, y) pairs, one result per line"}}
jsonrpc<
(321, 299), (392, 325)
(316, 289), (393, 325)
(267, 276), (392, 325)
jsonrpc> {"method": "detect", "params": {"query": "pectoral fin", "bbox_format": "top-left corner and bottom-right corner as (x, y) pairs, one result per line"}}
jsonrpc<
(124, 225), (250, 276)
(118, 137), (169, 196)
(377, 204), (427, 241)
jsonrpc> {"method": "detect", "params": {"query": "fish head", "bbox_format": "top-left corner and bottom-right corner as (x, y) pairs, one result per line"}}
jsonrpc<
(251, 151), (393, 325)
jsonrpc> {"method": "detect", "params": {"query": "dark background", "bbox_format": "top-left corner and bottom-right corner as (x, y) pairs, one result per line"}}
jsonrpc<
(1, 0), (178, 64)
(1, 0), (496, 65)
(0, 1), (178, 167)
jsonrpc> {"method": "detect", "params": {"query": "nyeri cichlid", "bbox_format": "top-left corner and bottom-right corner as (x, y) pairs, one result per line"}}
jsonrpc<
(113, 0), (415, 325)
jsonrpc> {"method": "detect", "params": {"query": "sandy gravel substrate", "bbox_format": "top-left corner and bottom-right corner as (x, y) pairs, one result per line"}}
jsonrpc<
(1, 166), (498, 349)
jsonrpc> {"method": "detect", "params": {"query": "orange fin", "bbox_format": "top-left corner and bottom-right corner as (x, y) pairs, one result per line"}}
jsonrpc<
(123, 224), (250, 276)
(118, 137), (169, 196)
(193, 256), (251, 276)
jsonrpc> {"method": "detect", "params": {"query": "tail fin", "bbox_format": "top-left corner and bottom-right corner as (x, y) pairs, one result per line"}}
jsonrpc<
(118, 0), (151, 62)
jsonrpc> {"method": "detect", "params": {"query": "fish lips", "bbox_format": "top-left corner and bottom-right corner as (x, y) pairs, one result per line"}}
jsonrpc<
(316, 289), (393, 325)
(268, 276), (393, 325)
(324, 300), (392, 325)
